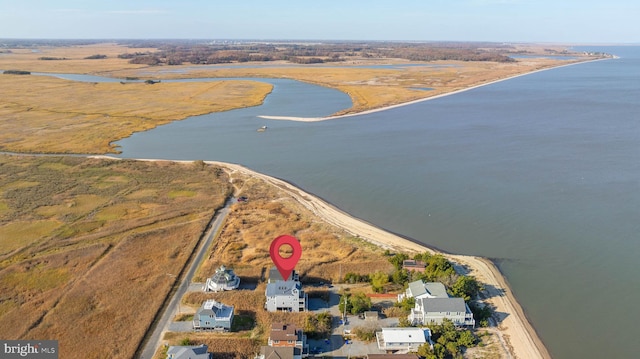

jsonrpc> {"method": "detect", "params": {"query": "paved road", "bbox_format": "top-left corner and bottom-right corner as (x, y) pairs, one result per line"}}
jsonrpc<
(138, 196), (235, 359)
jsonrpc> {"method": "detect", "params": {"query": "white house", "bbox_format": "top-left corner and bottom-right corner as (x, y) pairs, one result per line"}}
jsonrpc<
(265, 280), (307, 312)
(376, 327), (431, 352)
(167, 344), (211, 359)
(410, 297), (475, 327)
(205, 265), (240, 292)
(401, 280), (475, 327)
(398, 280), (448, 302)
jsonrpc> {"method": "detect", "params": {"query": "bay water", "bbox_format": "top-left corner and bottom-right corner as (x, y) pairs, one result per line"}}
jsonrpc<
(115, 46), (639, 358)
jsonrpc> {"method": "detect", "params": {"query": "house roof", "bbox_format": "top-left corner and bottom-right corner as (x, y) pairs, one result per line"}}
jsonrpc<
(407, 280), (427, 297)
(196, 299), (234, 319)
(270, 323), (301, 341)
(259, 346), (301, 359)
(379, 327), (428, 344)
(420, 297), (467, 313)
(424, 282), (448, 298)
(407, 280), (448, 299)
(268, 267), (297, 282)
(403, 259), (426, 268)
(265, 281), (301, 297)
(210, 265), (238, 285)
(167, 344), (210, 359)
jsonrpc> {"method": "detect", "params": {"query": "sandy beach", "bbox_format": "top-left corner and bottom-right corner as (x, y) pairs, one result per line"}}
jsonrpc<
(208, 160), (553, 359)
(93, 154), (552, 358)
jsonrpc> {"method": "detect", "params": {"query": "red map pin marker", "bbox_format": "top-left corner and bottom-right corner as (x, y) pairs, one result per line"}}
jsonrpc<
(269, 235), (302, 281)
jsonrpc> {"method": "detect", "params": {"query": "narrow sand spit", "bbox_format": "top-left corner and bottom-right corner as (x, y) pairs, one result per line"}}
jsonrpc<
(258, 57), (611, 123)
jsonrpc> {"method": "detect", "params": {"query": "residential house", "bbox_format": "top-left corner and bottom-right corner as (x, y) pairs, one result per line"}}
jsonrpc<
(255, 346), (302, 359)
(268, 267), (299, 283)
(166, 344), (211, 359)
(268, 323), (307, 354)
(402, 259), (426, 273)
(401, 280), (475, 327)
(265, 280), (307, 312)
(205, 265), (240, 292)
(376, 327), (431, 352)
(410, 297), (475, 327)
(398, 280), (448, 302)
(193, 299), (234, 331)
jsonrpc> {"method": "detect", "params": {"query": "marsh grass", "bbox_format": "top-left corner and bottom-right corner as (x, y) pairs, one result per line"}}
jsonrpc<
(0, 155), (232, 359)
(0, 76), (273, 154)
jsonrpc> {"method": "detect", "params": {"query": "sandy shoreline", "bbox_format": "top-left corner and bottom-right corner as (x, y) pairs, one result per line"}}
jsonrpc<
(211, 160), (552, 359)
(258, 57), (611, 123)
(90, 155), (552, 358)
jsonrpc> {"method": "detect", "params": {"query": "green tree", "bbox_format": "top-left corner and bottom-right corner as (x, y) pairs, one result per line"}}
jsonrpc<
(398, 316), (413, 327)
(457, 330), (476, 347)
(391, 268), (409, 284)
(450, 276), (480, 301)
(350, 292), (372, 314)
(370, 271), (390, 293)
(396, 296), (415, 312)
(388, 253), (409, 270)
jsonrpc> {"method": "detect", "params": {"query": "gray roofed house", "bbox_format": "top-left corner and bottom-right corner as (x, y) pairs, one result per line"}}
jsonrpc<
(205, 265), (240, 292)
(265, 280), (307, 312)
(410, 297), (475, 327)
(399, 280), (448, 301)
(166, 344), (212, 359)
(193, 299), (234, 331)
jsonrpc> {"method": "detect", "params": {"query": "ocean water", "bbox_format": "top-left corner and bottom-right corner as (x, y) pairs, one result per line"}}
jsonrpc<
(115, 46), (640, 359)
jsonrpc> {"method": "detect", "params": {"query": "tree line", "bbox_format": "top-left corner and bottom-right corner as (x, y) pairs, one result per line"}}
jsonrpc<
(117, 41), (517, 66)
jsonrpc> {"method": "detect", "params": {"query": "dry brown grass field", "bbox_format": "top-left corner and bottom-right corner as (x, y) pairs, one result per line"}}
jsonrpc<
(0, 75), (272, 153)
(0, 43), (156, 73)
(153, 172), (395, 358)
(0, 155), (232, 359)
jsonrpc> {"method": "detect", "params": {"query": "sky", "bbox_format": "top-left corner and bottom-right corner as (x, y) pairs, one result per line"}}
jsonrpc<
(0, 0), (638, 43)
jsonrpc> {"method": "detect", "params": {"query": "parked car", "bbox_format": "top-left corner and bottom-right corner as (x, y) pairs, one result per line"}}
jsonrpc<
(237, 196), (248, 202)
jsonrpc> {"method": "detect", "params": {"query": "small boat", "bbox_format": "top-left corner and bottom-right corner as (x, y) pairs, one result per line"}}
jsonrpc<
(257, 125), (268, 132)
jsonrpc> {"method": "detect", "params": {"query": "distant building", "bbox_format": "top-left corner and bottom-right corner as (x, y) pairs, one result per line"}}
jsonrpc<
(205, 265), (240, 292)
(265, 280), (307, 312)
(376, 327), (431, 352)
(402, 259), (426, 273)
(268, 323), (307, 354)
(193, 299), (234, 331)
(255, 346), (302, 359)
(166, 344), (211, 359)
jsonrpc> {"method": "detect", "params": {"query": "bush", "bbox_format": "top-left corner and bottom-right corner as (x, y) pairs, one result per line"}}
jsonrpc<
(352, 326), (377, 341)
(84, 54), (107, 59)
